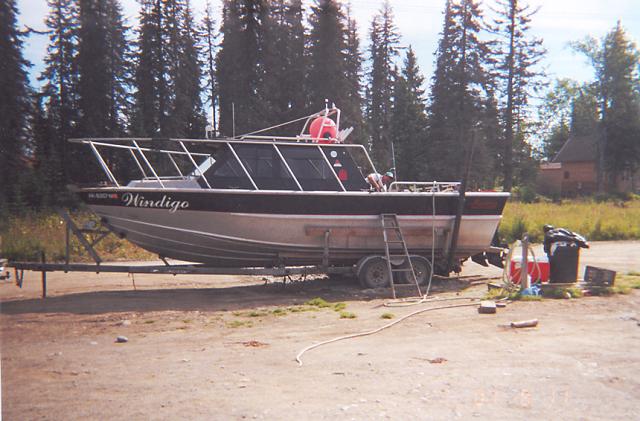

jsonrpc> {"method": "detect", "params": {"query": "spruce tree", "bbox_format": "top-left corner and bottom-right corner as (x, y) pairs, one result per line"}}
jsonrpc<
(342, 3), (365, 144)
(366, 1), (399, 169)
(39, 0), (79, 184)
(260, 0), (306, 130)
(489, 0), (546, 191)
(284, 0), (306, 120)
(132, 0), (206, 138)
(427, 0), (494, 184)
(131, 0), (162, 136)
(169, 0), (206, 138)
(306, 0), (350, 113)
(216, 0), (242, 136)
(0, 0), (32, 212)
(390, 47), (427, 181)
(77, 0), (130, 188)
(216, 0), (268, 136)
(31, 95), (63, 207)
(201, 1), (218, 134)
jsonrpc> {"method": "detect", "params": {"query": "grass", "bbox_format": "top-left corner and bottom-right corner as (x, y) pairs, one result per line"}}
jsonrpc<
(229, 299), (347, 322)
(499, 198), (640, 243)
(226, 320), (253, 328)
(304, 297), (333, 308)
(570, 273), (640, 296)
(0, 211), (154, 262)
(484, 288), (520, 301)
(339, 311), (357, 319)
(380, 312), (395, 319)
(333, 302), (347, 312)
(544, 287), (583, 299)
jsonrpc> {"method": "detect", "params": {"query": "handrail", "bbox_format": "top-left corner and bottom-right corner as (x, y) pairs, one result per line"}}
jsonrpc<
(227, 143), (259, 190)
(179, 141), (212, 188)
(388, 181), (460, 193)
(132, 140), (165, 188)
(89, 142), (120, 186)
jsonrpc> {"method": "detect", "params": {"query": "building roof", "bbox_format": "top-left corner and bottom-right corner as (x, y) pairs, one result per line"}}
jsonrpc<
(552, 134), (598, 163)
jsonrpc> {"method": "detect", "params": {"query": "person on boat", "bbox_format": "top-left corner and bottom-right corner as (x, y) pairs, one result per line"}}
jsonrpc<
(366, 171), (394, 192)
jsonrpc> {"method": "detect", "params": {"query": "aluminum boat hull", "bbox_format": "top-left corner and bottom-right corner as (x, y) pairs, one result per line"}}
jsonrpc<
(79, 188), (509, 267)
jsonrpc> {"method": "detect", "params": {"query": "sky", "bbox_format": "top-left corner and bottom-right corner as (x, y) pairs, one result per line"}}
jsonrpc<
(16, 0), (640, 97)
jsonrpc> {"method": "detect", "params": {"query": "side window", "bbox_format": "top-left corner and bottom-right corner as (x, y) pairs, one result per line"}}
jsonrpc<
(279, 145), (341, 191)
(320, 146), (369, 191)
(203, 145), (254, 189)
(234, 144), (297, 190)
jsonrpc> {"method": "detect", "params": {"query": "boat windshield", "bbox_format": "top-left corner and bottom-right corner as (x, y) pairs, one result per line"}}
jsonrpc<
(201, 142), (370, 192)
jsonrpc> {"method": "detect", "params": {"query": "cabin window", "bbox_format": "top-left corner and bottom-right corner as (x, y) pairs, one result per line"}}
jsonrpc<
(279, 145), (342, 191)
(203, 145), (254, 189)
(233, 144), (298, 190)
(319, 147), (369, 191)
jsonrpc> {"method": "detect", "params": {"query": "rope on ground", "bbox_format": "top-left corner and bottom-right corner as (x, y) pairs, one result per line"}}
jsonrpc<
(295, 300), (480, 366)
(382, 294), (484, 308)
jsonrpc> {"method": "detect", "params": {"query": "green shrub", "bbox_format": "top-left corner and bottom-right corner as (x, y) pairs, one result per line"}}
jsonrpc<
(305, 297), (332, 308)
(333, 302), (347, 312)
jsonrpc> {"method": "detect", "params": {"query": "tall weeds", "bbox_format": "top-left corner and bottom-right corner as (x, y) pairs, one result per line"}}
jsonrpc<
(499, 198), (640, 243)
(0, 212), (154, 262)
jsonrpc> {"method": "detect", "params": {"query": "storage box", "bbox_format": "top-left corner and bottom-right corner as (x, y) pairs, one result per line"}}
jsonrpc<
(510, 255), (550, 283)
(583, 266), (616, 286)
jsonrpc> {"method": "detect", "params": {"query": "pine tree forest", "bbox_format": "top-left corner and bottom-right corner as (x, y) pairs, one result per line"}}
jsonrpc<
(1, 0), (639, 215)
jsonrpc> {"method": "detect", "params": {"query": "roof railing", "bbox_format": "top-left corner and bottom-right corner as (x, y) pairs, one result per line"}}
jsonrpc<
(388, 181), (460, 193)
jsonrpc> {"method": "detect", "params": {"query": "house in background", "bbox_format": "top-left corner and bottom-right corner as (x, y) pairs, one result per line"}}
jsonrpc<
(537, 134), (639, 197)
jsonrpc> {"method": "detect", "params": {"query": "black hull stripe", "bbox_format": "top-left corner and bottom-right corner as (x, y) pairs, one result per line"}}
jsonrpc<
(78, 189), (508, 216)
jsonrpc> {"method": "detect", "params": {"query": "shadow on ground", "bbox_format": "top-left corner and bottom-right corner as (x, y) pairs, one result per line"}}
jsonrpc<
(0, 275), (480, 315)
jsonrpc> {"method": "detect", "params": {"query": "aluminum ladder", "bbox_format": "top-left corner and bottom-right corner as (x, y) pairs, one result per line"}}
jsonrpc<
(380, 214), (423, 299)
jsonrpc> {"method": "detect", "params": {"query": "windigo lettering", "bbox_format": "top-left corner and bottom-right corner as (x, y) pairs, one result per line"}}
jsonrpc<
(121, 192), (189, 213)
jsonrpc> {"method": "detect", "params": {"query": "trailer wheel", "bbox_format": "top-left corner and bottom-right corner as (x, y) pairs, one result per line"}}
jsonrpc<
(400, 256), (432, 285)
(357, 256), (390, 289)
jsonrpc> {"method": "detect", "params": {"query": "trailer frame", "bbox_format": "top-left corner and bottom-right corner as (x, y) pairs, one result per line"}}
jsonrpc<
(8, 210), (356, 298)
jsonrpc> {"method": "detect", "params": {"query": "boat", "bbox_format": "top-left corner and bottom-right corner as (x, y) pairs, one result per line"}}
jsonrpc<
(71, 105), (509, 286)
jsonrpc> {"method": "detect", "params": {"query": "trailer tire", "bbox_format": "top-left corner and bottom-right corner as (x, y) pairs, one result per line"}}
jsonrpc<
(400, 256), (432, 285)
(357, 256), (390, 289)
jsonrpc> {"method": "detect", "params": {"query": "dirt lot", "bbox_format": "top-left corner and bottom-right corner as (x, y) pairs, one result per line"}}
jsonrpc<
(2, 241), (640, 420)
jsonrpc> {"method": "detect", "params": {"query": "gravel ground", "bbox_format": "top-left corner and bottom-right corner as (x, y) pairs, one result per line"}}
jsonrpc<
(1, 241), (639, 420)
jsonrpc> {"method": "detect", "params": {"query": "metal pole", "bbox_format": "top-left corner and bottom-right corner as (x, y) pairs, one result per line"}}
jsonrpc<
(446, 131), (476, 273)
(89, 142), (120, 186)
(179, 141), (212, 189)
(132, 140), (165, 188)
(41, 251), (47, 299)
(273, 145), (303, 191)
(65, 222), (70, 268)
(227, 144), (259, 190)
(521, 234), (530, 289)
